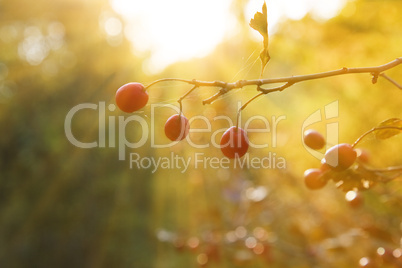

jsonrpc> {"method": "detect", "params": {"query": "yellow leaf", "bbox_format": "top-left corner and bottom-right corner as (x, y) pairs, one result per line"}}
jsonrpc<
(374, 118), (402, 139)
(249, 1), (270, 75)
(249, 2), (268, 38)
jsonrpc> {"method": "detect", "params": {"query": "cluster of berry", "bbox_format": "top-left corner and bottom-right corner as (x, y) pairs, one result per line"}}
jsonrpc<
(115, 82), (249, 158)
(303, 129), (360, 190)
(302, 122), (402, 195)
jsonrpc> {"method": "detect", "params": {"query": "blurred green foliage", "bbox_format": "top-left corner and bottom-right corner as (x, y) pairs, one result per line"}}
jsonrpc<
(0, 0), (401, 267)
(0, 0), (155, 267)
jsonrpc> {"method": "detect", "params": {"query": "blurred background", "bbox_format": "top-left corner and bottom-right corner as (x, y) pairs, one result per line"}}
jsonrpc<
(0, 0), (401, 267)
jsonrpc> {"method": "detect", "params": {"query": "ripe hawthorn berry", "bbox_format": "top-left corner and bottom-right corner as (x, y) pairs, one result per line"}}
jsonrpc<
(115, 82), (149, 113)
(320, 161), (331, 173)
(324, 143), (357, 171)
(356, 148), (370, 163)
(303, 129), (326, 150)
(164, 114), (190, 141)
(220, 126), (249, 159)
(304, 168), (327, 190)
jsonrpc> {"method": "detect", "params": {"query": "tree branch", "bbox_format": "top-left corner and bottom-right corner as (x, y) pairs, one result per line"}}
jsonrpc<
(145, 57), (402, 105)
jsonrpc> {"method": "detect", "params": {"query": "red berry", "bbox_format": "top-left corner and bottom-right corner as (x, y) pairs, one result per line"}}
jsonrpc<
(304, 168), (327, 190)
(220, 126), (249, 158)
(115, 82), (149, 113)
(356, 148), (370, 163)
(164, 114), (190, 141)
(324, 143), (357, 171)
(320, 162), (331, 173)
(303, 129), (326, 150)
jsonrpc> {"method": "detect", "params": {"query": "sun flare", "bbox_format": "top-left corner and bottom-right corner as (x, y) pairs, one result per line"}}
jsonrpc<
(111, 0), (234, 74)
(111, 0), (346, 74)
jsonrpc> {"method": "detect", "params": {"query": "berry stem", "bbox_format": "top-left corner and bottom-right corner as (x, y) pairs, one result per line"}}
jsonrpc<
(365, 165), (402, 172)
(358, 164), (402, 183)
(352, 126), (402, 148)
(236, 92), (264, 129)
(380, 73), (402, 89)
(144, 78), (194, 90)
(178, 101), (183, 116)
(177, 85), (198, 115)
(178, 85), (198, 104)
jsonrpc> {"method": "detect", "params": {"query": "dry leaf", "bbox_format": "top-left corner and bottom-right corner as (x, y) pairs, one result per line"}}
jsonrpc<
(249, 1), (270, 76)
(374, 118), (402, 139)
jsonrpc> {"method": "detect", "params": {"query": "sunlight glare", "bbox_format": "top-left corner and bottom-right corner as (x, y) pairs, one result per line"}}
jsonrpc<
(111, 0), (234, 74)
(245, 0), (346, 30)
(104, 17), (122, 36)
(111, 0), (346, 74)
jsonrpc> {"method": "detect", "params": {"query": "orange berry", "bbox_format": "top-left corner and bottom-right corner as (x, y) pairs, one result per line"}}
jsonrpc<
(220, 127), (249, 158)
(304, 168), (327, 190)
(320, 162), (331, 172)
(115, 82), (148, 113)
(164, 114), (190, 141)
(324, 143), (357, 171)
(356, 148), (370, 163)
(303, 129), (326, 150)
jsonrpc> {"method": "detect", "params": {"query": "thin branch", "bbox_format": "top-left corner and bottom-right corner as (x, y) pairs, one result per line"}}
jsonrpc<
(144, 57), (402, 104)
(236, 92), (265, 129)
(178, 85), (198, 114)
(366, 166), (402, 173)
(380, 73), (402, 89)
(233, 82), (295, 128)
(352, 126), (402, 148)
(144, 78), (194, 89)
(258, 82), (294, 94)
(369, 167), (402, 183)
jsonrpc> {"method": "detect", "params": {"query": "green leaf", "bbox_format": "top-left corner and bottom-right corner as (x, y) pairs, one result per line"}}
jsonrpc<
(374, 118), (402, 139)
(250, 1), (270, 76)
